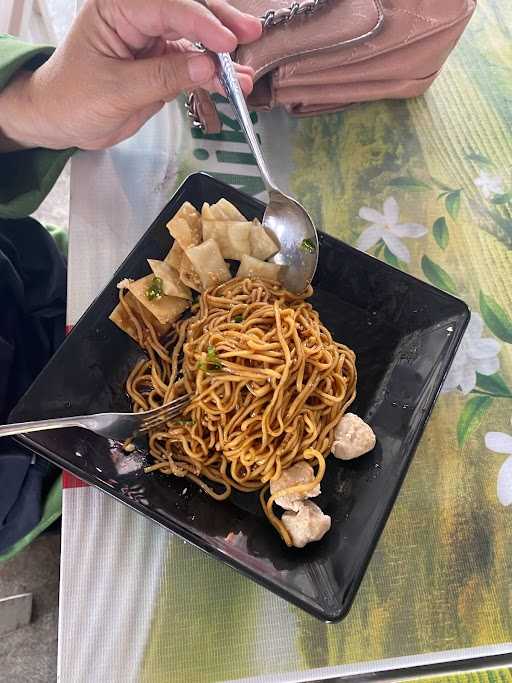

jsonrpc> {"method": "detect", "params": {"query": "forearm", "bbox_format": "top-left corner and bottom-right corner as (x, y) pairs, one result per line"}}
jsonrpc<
(0, 34), (57, 152)
(0, 42), (74, 219)
(0, 35), (82, 218)
(0, 70), (38, 152)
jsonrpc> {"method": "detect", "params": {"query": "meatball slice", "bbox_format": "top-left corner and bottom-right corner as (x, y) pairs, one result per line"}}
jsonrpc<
(282, 501), (331, 548)
(270, 462), (321, 512)
(332, 413), (376, 460)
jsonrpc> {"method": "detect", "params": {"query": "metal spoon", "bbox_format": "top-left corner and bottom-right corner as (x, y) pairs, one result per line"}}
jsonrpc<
(214, 52), (319, 294)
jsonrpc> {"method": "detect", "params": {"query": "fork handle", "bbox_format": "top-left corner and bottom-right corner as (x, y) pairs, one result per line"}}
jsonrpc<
(0, 416), (89, 438)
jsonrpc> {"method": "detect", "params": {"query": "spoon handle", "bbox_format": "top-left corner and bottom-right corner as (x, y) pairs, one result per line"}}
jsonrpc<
(215, 52), (276, 192)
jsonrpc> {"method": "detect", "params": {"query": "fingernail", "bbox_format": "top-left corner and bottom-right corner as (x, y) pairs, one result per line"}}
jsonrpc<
(188, 55), (214, 83)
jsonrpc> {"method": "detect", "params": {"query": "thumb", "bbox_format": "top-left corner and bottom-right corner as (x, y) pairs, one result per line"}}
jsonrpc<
(124, 52), (215, 108)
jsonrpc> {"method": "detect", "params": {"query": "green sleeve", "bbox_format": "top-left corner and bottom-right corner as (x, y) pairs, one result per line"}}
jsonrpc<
(0, 34), (75, 220)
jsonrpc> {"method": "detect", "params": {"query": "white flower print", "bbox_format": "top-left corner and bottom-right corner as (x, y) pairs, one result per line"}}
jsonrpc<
(356, 197), (427, 263)
(442, 312), (501, 395)
(474, 171), (504, 199)
(485, 421), (512, 506)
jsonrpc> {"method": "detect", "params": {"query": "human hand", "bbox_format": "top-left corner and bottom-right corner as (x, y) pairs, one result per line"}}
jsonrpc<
(0, 0), (261, 151)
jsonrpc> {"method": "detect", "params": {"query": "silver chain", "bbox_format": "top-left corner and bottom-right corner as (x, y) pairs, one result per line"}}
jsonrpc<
(186, 0), (330, 129)
(260, 0), (329, 28)
(185, 94), (206, 128)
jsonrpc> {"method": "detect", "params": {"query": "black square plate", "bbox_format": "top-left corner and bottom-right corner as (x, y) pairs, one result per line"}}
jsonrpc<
(10, 173), (469, 621)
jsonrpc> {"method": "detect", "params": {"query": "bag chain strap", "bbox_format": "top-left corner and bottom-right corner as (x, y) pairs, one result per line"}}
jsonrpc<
(260, 0), (329, 28)
(185, 0), (330, 128)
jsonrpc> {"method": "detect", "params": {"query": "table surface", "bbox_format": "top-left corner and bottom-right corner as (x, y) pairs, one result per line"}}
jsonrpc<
(59, 1), (512, 681)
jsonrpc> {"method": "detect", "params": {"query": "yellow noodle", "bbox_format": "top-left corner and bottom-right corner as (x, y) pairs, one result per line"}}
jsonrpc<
(124, 277), (357, 543)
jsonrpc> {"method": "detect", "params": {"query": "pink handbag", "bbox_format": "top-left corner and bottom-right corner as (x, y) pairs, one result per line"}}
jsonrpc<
(187, 0), (476, 133)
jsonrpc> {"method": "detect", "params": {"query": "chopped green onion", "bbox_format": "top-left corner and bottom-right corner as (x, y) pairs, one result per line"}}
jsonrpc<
(197, 361), (222, 373)
(234, 314), (243, 323)
(175, 418), (195, 426)
(145, 276), (164, 301)
(207, 346), (222, 367)
(207, 347), (222, 365)
(198, 345), (223, 373)
(300, 238), (316, 254)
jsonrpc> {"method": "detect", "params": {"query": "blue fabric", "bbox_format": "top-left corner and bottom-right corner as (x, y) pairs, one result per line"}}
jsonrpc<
(0, 454), (56, 553)
(0, 217), (66, 553)
(0, 454), (30, 522)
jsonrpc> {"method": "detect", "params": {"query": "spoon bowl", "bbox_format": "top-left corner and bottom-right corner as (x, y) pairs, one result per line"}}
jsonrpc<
(264, 189), (318, 293)
(214, 52), (318, 294)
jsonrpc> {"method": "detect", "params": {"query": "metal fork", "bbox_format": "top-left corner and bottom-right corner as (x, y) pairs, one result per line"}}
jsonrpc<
(0, 395), (191, 442)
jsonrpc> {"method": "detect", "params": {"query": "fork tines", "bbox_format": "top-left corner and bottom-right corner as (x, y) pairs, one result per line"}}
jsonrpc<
(138, 395), (191, 434)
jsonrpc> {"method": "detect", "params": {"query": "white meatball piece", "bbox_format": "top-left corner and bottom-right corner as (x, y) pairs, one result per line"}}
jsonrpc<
(270, 462), (320, 512)
(332, 413), (376, 460)
(282, 501), (331, 548)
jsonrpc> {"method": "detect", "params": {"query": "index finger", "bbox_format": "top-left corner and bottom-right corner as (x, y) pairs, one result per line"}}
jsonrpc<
(117, 0), (246, 53)
(205, 0), (262, 45)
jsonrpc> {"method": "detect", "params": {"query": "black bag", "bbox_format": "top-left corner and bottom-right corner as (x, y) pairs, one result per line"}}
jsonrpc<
(0, 217), (66, 553)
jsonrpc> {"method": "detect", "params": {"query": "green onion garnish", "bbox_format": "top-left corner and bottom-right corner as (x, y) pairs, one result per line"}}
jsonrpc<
(198, 346), (223, 372)
(234, 314), (243, 323)
(300, 238), (316, 254)
(145, 276), (164, 301)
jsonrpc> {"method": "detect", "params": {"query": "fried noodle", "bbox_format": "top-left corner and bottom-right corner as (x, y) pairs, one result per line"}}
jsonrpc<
(122, 277), (357, 545)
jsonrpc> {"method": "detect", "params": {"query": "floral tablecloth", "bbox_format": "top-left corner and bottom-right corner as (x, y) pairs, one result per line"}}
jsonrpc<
(59, 1), (512, 681)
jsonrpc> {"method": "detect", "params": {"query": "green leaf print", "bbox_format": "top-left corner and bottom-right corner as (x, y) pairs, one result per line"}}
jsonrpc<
(430, 177), (456, 192)
(374, 240), (385, 258)
(479, 291), (512, 344)
(382, 245), (407, 270)
(433, 217), (449, 249)
(457, 396), (493, 447)
(383, 245), (399, 266)
(467, 198), (512, 248)
(445, 190), (462, 221)
(421, 256), (457, 295)
(488, 209), (512, 242)
(475, 372), (512, 398)
(389, 176), (432, 191)
(491, 192), (512, 205)
(465, 151), (493, 167)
